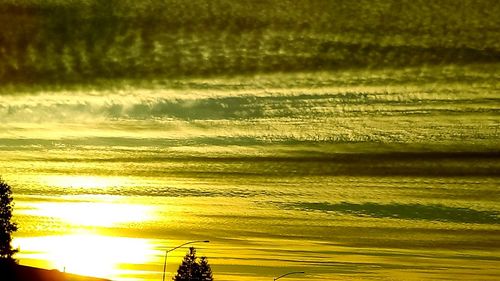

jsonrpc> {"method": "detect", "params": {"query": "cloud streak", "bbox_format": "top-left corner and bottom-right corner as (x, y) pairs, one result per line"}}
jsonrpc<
(0, 68), (498, 152)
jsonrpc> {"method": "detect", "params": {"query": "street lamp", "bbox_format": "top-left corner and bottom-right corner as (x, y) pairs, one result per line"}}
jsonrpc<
(162, 240), (210, 281)
(274, 271), (305, 281)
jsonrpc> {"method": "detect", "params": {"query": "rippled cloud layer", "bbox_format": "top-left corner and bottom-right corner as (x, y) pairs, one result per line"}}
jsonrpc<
(1, 67), (499, 154)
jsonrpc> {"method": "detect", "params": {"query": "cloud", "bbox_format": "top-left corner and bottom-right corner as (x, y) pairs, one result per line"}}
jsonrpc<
(288, 202), (500, 224)
(1, 83), (491, 123)
(0, 81), (498, 150)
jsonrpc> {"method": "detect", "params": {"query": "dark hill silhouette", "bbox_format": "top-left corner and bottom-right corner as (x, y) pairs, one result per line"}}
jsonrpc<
(0, 261), (111, 281)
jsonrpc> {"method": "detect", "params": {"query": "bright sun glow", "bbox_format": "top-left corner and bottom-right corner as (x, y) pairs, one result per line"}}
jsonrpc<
(13, 233), (157, 279)
(22, 201), (153, 227)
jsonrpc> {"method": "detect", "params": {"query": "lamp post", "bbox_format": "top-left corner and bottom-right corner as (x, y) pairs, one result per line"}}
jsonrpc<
(162, 240), (210, 281)
(274, 271), (305, 281)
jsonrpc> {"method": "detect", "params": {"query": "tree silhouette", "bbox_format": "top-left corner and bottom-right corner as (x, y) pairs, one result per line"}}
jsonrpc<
(198, 256), (213, 281)
(0, 178), (18, 261)
(173, 247), (213, 281)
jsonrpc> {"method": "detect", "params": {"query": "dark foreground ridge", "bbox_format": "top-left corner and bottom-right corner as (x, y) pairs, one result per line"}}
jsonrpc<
(0, 261), (111, 281)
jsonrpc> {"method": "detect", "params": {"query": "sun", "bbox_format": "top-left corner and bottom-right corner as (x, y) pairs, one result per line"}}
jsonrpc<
(14, 174), (163, 279)
(14, 195), (159, 279)
(14, 233), (157, 279)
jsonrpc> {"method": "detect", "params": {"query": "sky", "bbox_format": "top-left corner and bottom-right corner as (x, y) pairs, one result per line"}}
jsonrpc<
(1, 1), (500, 281)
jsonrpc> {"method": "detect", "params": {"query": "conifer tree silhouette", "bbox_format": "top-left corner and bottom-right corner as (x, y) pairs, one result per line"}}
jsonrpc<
(173, 247), (213, 281)
(0, 178), (18, 261)
(199, 256), (213, 281)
